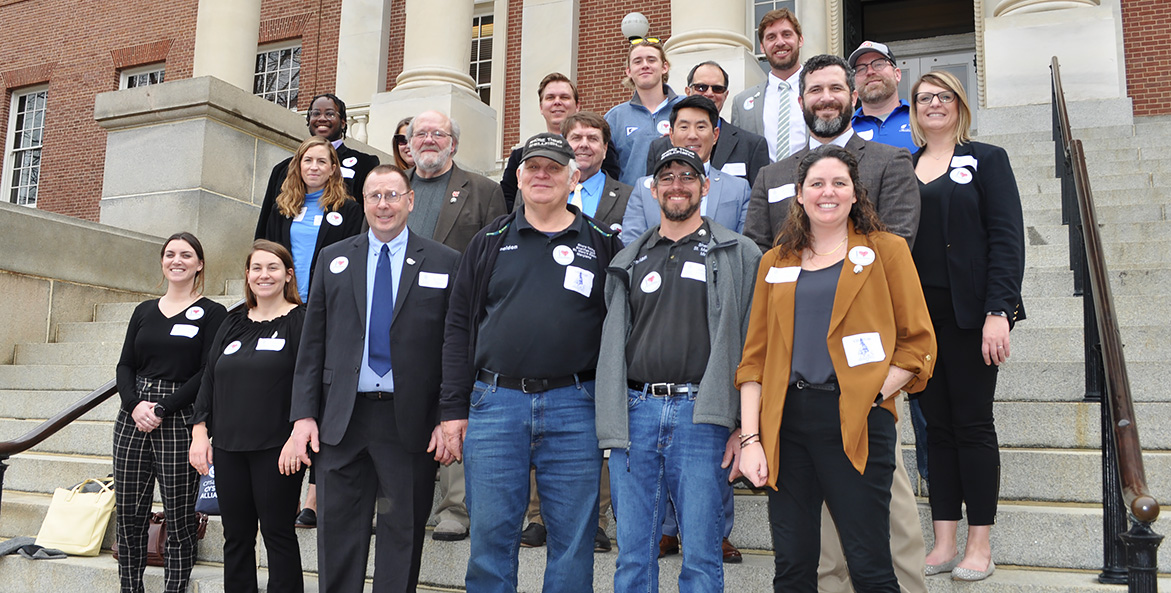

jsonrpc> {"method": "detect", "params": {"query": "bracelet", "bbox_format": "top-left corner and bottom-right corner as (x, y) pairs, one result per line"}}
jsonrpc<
(739, 432), (760, 442)
(740, 437), (761, 449)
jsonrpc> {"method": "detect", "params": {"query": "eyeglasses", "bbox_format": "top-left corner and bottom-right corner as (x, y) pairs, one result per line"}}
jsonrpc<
(411, 130), (453, 141)
(393, 134), (407, 146)
(630, 37), (661, 46)
(914, 91), (957, 105)
(654, 171), (701, 186)
(689, 83), (728, 94)
(853, 58), (893, 75)
(363, 191), (411, 205)
(308, 110), (340, 119)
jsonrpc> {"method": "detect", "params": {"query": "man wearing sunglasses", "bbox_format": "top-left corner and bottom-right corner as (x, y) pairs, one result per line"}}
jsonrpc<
(849, 41), (916, 153)
(645, 61), (770, 187)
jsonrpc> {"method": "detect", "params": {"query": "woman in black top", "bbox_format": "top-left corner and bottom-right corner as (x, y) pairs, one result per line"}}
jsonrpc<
(190, 240), (306, 593)
(114, 231), (227, 593)
(910, 71), (1025, 582)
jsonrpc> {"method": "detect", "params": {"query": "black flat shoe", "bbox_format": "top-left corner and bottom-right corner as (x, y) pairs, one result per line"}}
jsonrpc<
(295, 508), (317, 528)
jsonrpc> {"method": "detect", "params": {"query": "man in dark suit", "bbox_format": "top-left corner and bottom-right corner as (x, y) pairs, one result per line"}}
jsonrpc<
(646, 61), (770, 187)
(562, 111), (632, 231)
(287, 164), (460, 593)
(254, 93), (380, 240)
(745, 54), (920, 253)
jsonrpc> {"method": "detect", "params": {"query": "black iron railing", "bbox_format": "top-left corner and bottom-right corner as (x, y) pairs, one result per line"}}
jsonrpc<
(1051, 56), (1162, 591)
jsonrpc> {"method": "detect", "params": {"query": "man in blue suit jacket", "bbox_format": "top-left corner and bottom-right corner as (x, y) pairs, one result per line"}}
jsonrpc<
(621, 96), (751, 245)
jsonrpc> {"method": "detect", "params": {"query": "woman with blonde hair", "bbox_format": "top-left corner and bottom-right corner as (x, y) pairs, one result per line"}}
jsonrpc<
(909, 70), (1025, 581)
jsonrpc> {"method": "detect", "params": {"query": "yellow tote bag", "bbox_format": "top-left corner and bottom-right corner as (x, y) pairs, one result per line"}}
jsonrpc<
(35, 478), (116, 556)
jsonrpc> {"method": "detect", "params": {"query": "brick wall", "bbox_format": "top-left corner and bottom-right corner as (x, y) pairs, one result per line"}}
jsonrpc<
(1121, 0), (1171, 117)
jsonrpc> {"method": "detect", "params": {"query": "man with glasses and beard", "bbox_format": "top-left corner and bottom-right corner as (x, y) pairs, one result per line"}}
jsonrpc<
(744, 53), (929, 593)
(849, 41), (916, 153)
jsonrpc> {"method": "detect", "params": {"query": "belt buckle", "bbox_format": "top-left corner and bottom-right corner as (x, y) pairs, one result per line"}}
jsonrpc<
(521, 377), (545, 394)
(649, 382), (674, 396)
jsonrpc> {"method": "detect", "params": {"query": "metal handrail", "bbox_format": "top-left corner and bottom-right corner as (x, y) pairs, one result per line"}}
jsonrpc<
(0, 299), (245, 514)
(1051, 56), (1162, 590)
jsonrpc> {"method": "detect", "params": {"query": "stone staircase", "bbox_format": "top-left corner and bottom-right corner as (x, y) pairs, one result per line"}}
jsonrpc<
(4, 117), (1171, 592)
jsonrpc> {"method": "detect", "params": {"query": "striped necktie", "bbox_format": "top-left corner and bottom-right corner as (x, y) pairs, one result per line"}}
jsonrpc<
(776, 81), (791, 160)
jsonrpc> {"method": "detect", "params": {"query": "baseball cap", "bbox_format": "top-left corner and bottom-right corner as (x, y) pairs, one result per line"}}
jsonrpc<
(652, 146), (705, 177)
(848, 41), (896, 69)
(519, 133), (574, 166)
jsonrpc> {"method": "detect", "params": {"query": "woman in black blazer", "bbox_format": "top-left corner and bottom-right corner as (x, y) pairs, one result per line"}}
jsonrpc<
(259, 135), (364, 302)
(909, 71), (1025, 582)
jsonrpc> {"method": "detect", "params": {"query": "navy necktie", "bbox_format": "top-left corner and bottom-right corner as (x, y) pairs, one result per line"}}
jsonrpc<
(368, 244), (394, 376)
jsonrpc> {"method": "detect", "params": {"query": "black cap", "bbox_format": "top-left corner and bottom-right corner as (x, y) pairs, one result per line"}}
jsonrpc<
(848, 41), (896, 69)
(652, 146), (705, 177)
(520, 133), (575, 166)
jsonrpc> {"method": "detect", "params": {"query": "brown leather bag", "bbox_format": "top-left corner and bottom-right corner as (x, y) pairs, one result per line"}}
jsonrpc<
(113, 512), (209, 566)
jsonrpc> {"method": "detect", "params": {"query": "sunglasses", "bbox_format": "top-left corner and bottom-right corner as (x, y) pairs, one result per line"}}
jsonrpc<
(689, 83), (728, 94)
(630, 37), (661, 46)
(393, 134), (407, 146)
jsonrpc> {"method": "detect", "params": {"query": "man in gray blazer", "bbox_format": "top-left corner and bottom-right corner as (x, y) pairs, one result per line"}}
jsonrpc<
(730, 8), (806, 162)
(288, 164), (461, 593)
(621, 96), (751, 246)
(744, 54), (920, 253)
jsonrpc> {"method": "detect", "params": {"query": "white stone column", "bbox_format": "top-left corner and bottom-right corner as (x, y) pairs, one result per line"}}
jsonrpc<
(518, 0), (579, 142)
(335, 0), (392, 139)
(982, 0), (1124, 107)
(665, 0), (764, 118)
(368, 0), (498, 173)
(192, 0), (262, 92)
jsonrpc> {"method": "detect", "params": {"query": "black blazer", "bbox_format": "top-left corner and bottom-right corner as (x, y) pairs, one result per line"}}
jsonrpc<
(259, 197), (365, 294)
(254, 143), (379, 240)
(912, 141), (1026, 329)
(645, 117), (771, 187)
(291, 231), (460, 451)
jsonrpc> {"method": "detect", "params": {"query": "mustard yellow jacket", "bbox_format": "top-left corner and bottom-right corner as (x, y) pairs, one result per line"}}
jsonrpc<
(735, 226), (936, 486)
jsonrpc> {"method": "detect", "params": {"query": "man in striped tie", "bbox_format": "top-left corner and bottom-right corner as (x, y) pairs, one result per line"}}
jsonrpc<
(731, 8), (806, 162)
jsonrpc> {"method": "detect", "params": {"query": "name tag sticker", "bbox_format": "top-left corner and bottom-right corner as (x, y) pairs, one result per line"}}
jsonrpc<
(842, 332), (886, 367)
(681, 261), (706, 282)
(721, 162), (747, 177)
(564, 265), (594, 298)
(950, 155), (978, 170)
(256, 337), (286, 351)
(293, 207), (307, 223)
(170, 324), (199, 338)
(768, 184), (796, 203)
(857, 129), (875, 141)
(313, 215), (323, 227)
(765, 266), (801, 283)
(340, 167), (355, 179)
(418, 272), (449, 289)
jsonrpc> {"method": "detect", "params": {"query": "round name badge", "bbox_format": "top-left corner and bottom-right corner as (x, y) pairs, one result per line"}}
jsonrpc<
(223, 341), (242, 355)
(848, 246), (876, 267)
(656, 120), (671, 135)
(329, 256), (349, 274)
(743, 96), (755, 111)
(640, 271), (662, 293)
(186, 306), (204, 320)
(643, 177), (654, 189)
(950, 168), (973, 185)
(552, 245), (575, 265)
(326, 211), (343, 226)
(342, 156), (358, 167)
(610, 223), (622, 232)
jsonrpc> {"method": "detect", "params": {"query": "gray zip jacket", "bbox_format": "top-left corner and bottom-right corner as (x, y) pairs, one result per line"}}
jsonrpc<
(596, 218), (762, 450)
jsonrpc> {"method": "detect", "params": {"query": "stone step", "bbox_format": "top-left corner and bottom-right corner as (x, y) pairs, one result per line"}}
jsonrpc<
(1022, 204), (1166, 228)
(0, 419), (112, 456)
(988, 401), (1171, 450)
(226, 278), (245, 296)
(14, 341), (122, 366)
(94, 295), (240, 322)
(1027, 221), (1171, 246)
(55, 321), (130, 344)
(0, 365), (113, 391)
(983, 133), (1171, 157)
(1019, 188), (1171, 209)
(1011, 326), (1171, 362)
(1007, 148), (1141, 171)
(1025, 241), (1170, 268)
(1021, 173), (1158, 196)
(996, 360), (1170, 403)
(0, 390), (110, 421)
(1021, 266), (1171, 298)
(3, 452), (114, 497)
(1022, 295), (1171, 327)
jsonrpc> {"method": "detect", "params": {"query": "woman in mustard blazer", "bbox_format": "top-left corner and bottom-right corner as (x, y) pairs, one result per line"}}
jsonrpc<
(737, 146), (936, 593)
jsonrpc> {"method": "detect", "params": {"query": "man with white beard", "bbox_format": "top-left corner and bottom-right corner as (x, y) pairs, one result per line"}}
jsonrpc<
(849, 41), (915, 153)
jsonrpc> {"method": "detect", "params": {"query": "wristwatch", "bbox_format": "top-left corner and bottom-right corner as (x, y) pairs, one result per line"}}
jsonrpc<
(153, 403), (168, 418)
(986, 311), (1008, 318)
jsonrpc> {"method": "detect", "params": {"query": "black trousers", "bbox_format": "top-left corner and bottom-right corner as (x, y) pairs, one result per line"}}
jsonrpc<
(316, 395), (438, 593)
(918, 286), (1000, 525)
(215, 446), (305, 593)
(767, 385), (899, 593)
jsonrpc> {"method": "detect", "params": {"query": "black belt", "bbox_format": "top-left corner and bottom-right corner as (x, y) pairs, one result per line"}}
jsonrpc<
(791, 380), (837, 392)
(477, 369), (595, 394)
(628, 380), (697, 396)
(357, 390), (394, 400)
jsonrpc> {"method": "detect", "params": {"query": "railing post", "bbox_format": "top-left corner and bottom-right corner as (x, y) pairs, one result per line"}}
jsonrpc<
(1100, 397), (1130, 583)
(1121, 521), (1164, 593)
(0, 455), (7, 518)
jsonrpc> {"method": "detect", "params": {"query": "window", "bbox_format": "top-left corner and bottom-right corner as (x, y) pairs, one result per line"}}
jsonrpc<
(121, 64), (165, 89)
(4, 87), (47, 206)
(254, 43), (301, 109)
(469, 14), (493, 105)
(750, 1), (797, 72)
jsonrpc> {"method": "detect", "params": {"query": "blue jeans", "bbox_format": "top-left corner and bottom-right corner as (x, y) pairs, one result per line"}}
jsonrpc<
(609, 387), (729, 593)
(464, 377), (602, 593)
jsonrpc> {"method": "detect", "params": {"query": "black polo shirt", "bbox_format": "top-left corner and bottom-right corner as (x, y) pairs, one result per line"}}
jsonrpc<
(475, 208), (608, 378)
(626, 221), (712, 384)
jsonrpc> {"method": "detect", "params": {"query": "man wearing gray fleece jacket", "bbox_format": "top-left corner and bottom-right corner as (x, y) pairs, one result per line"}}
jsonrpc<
(596, 146), (761, 592)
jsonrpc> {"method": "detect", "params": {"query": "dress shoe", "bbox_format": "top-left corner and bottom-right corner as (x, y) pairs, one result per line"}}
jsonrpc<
(294, 508), (316, 528)
(924, 554), (961, 576)
(432, 519), (469, 541)
(722, 538), (742, 563)
(594, 527), (612, 552)
(520, 522), (547, 547)
(952, 559), (995, 581)
(658, 534), (679, 558)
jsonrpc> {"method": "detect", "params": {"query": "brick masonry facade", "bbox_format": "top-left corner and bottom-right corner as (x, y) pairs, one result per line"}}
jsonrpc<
(1121, 0), (1171, 117)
